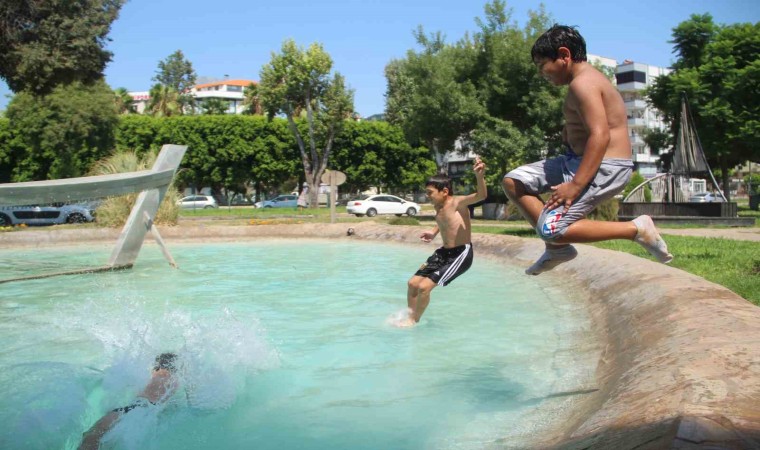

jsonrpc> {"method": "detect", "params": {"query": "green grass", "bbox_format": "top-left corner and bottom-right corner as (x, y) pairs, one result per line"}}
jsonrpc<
(592, 237), (759, 305)
(472, 225), (760, 306)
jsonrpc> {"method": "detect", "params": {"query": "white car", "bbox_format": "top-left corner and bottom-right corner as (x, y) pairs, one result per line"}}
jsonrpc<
(177, 195), (218, 209)
(688, 192), (722, 203)
(346, 195), (420, 217)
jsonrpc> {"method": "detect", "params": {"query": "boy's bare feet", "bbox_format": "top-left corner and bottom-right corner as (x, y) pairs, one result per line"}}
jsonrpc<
(633, 215), (673, 263)
(387, 308), (417, 327)
(394, 318), (417, 328)
(525, 245), (578, 275)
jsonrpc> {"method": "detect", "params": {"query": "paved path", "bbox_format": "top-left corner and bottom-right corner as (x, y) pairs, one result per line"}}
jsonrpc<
(656, 227), (760, 242)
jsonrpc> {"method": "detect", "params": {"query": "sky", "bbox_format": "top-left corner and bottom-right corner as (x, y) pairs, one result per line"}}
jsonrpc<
(1, 0), (758, 116)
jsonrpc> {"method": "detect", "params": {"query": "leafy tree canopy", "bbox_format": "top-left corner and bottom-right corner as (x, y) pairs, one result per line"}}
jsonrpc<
(258, 39), (354, 206)
(153, 50), (197, 114)
(385, 0), (562, 188)
(0, 0), (124, 94)
(5, 80), (119, 181)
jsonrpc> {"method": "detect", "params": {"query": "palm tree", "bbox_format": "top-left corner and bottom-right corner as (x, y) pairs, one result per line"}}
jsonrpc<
(113, 87), (135, 114)
(242, 82), (263, 115)
(146, 84), (180, 117)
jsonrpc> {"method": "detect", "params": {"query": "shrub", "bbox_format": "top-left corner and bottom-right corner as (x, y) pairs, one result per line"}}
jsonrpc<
(587, 198), (620, 222)
(622, 171), (652, 202)
(88, 150), (180, 227)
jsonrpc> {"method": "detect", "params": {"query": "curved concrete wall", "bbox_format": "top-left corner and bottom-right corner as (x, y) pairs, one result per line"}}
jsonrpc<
(2, 222), (759, 448)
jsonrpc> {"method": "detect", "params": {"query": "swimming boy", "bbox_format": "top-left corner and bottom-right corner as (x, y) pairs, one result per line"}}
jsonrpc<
(397, 157), (486, 327)
(78, 353), (179, 450)
(502, 24), (672, 275)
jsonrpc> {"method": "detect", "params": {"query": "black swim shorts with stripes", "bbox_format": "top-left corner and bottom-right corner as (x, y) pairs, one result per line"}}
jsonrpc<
(414, 243), (473, 286)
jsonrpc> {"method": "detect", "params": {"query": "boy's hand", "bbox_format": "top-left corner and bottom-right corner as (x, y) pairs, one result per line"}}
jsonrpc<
(544, 181), (583, 212)
(419, 231), (436, 243)
(473, 157), (486, 176)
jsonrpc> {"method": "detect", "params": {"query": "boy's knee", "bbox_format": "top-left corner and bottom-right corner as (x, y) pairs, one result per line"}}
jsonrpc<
(408, 277), (425, 290)
(536, 209), (568, 242)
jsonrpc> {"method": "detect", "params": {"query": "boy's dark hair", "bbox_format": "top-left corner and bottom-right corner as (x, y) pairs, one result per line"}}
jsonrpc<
(426, 174), (453, 195)
(531, 24), (587, 63)
(154, 353), (177, 372)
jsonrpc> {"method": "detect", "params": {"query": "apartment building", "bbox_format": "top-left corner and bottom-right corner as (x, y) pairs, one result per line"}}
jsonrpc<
(615, 61), (671, 177)
(191, 79), (254, 114)
(129, 79), (256, 114)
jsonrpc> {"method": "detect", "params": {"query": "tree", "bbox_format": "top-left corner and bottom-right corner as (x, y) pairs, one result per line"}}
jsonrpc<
(257, 39), (354, 207)
(199, 98), (229, 115)
(242, 83), (263, 115)
(647, 14), (760, 200)
(385, 28), (483, 172)
(153, 50), (197, 113)
(330, 120), (436, 193)
(642, 127), (671, 155)
(146, 83), (180, 117)
(386, 1), (562, 194)
(0, 0), (124, 95)
(5, 80), (118, 181)
(113, 87), (135, 114)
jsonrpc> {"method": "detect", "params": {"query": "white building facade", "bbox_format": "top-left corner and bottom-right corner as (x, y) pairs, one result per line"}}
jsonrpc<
(129, 79), (256, 115)
(615, 61), (671, 177)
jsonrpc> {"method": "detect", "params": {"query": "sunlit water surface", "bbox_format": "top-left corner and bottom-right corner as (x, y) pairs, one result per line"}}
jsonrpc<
(0, 240), (594, 450)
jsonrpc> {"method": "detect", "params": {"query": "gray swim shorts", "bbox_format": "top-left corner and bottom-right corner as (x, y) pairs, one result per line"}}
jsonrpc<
(505, 153), (633, 241)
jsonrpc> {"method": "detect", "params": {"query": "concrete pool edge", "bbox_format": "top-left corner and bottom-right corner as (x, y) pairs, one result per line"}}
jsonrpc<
(2, 223), (759, 448)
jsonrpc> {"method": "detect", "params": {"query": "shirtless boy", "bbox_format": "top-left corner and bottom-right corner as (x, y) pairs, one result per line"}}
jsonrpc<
(398, 157), (486, 327)
(503, 24), (672, 275)
(79, 353), (179, 450)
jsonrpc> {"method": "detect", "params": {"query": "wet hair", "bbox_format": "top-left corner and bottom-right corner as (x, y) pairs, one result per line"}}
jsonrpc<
(153, 353), (177, 372)
(531, 24), (587, 63)
(425, 174), (453, 195)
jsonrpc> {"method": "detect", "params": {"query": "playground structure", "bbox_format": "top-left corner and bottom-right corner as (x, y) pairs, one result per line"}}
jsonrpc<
(0, 144), (187, 282)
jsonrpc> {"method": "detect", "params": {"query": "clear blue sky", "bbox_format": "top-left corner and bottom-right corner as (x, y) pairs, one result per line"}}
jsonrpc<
(1, 0), (758, 115)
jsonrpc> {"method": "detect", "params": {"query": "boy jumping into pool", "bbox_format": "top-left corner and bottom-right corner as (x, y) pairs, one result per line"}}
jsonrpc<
(502, 24), (672, 275)
(396, 157), (487, 327)
(78, 353), (179, 450)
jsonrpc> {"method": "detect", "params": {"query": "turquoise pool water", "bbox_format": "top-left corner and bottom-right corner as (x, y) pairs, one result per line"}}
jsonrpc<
(0, 240), (593, 449)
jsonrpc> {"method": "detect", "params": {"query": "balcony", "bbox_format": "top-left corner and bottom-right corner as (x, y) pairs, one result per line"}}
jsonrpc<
(628, 117), (646, 127)
(193, 90), (245, 101)
(625, 99), (648, 109)
(617, 81), (647, 92)
(629, 135), (645, 145)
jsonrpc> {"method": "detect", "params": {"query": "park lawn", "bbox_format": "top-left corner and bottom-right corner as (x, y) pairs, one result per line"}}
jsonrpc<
(472, 226), (760, 306)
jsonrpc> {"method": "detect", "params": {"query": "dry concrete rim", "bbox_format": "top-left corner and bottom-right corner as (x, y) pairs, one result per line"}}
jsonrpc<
(2, 222), (759, 449)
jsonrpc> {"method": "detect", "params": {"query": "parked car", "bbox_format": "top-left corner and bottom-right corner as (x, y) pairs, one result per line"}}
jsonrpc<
(0, 203), (96, 226)
(255, 194), (298, 208)
(346, 194), (420, 217)
(177, 195), (218, 209)
(688, 192), (722, 203)
(218, 194), (253, 206)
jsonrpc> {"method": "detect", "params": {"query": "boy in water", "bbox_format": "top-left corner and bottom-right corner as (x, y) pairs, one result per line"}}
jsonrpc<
(397, 157), (487, 327)
(79, 353), (179, 450)
(503, 24), (672, 275)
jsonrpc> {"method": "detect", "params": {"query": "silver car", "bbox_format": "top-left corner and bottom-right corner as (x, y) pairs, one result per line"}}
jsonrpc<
(177, 195), (218, 209)
(688, 192), (722, 203)
(0, 203), (96, 226)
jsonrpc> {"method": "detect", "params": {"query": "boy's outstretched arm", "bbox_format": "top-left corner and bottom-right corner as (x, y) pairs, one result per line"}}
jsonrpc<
(459, 157), (487, 206)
